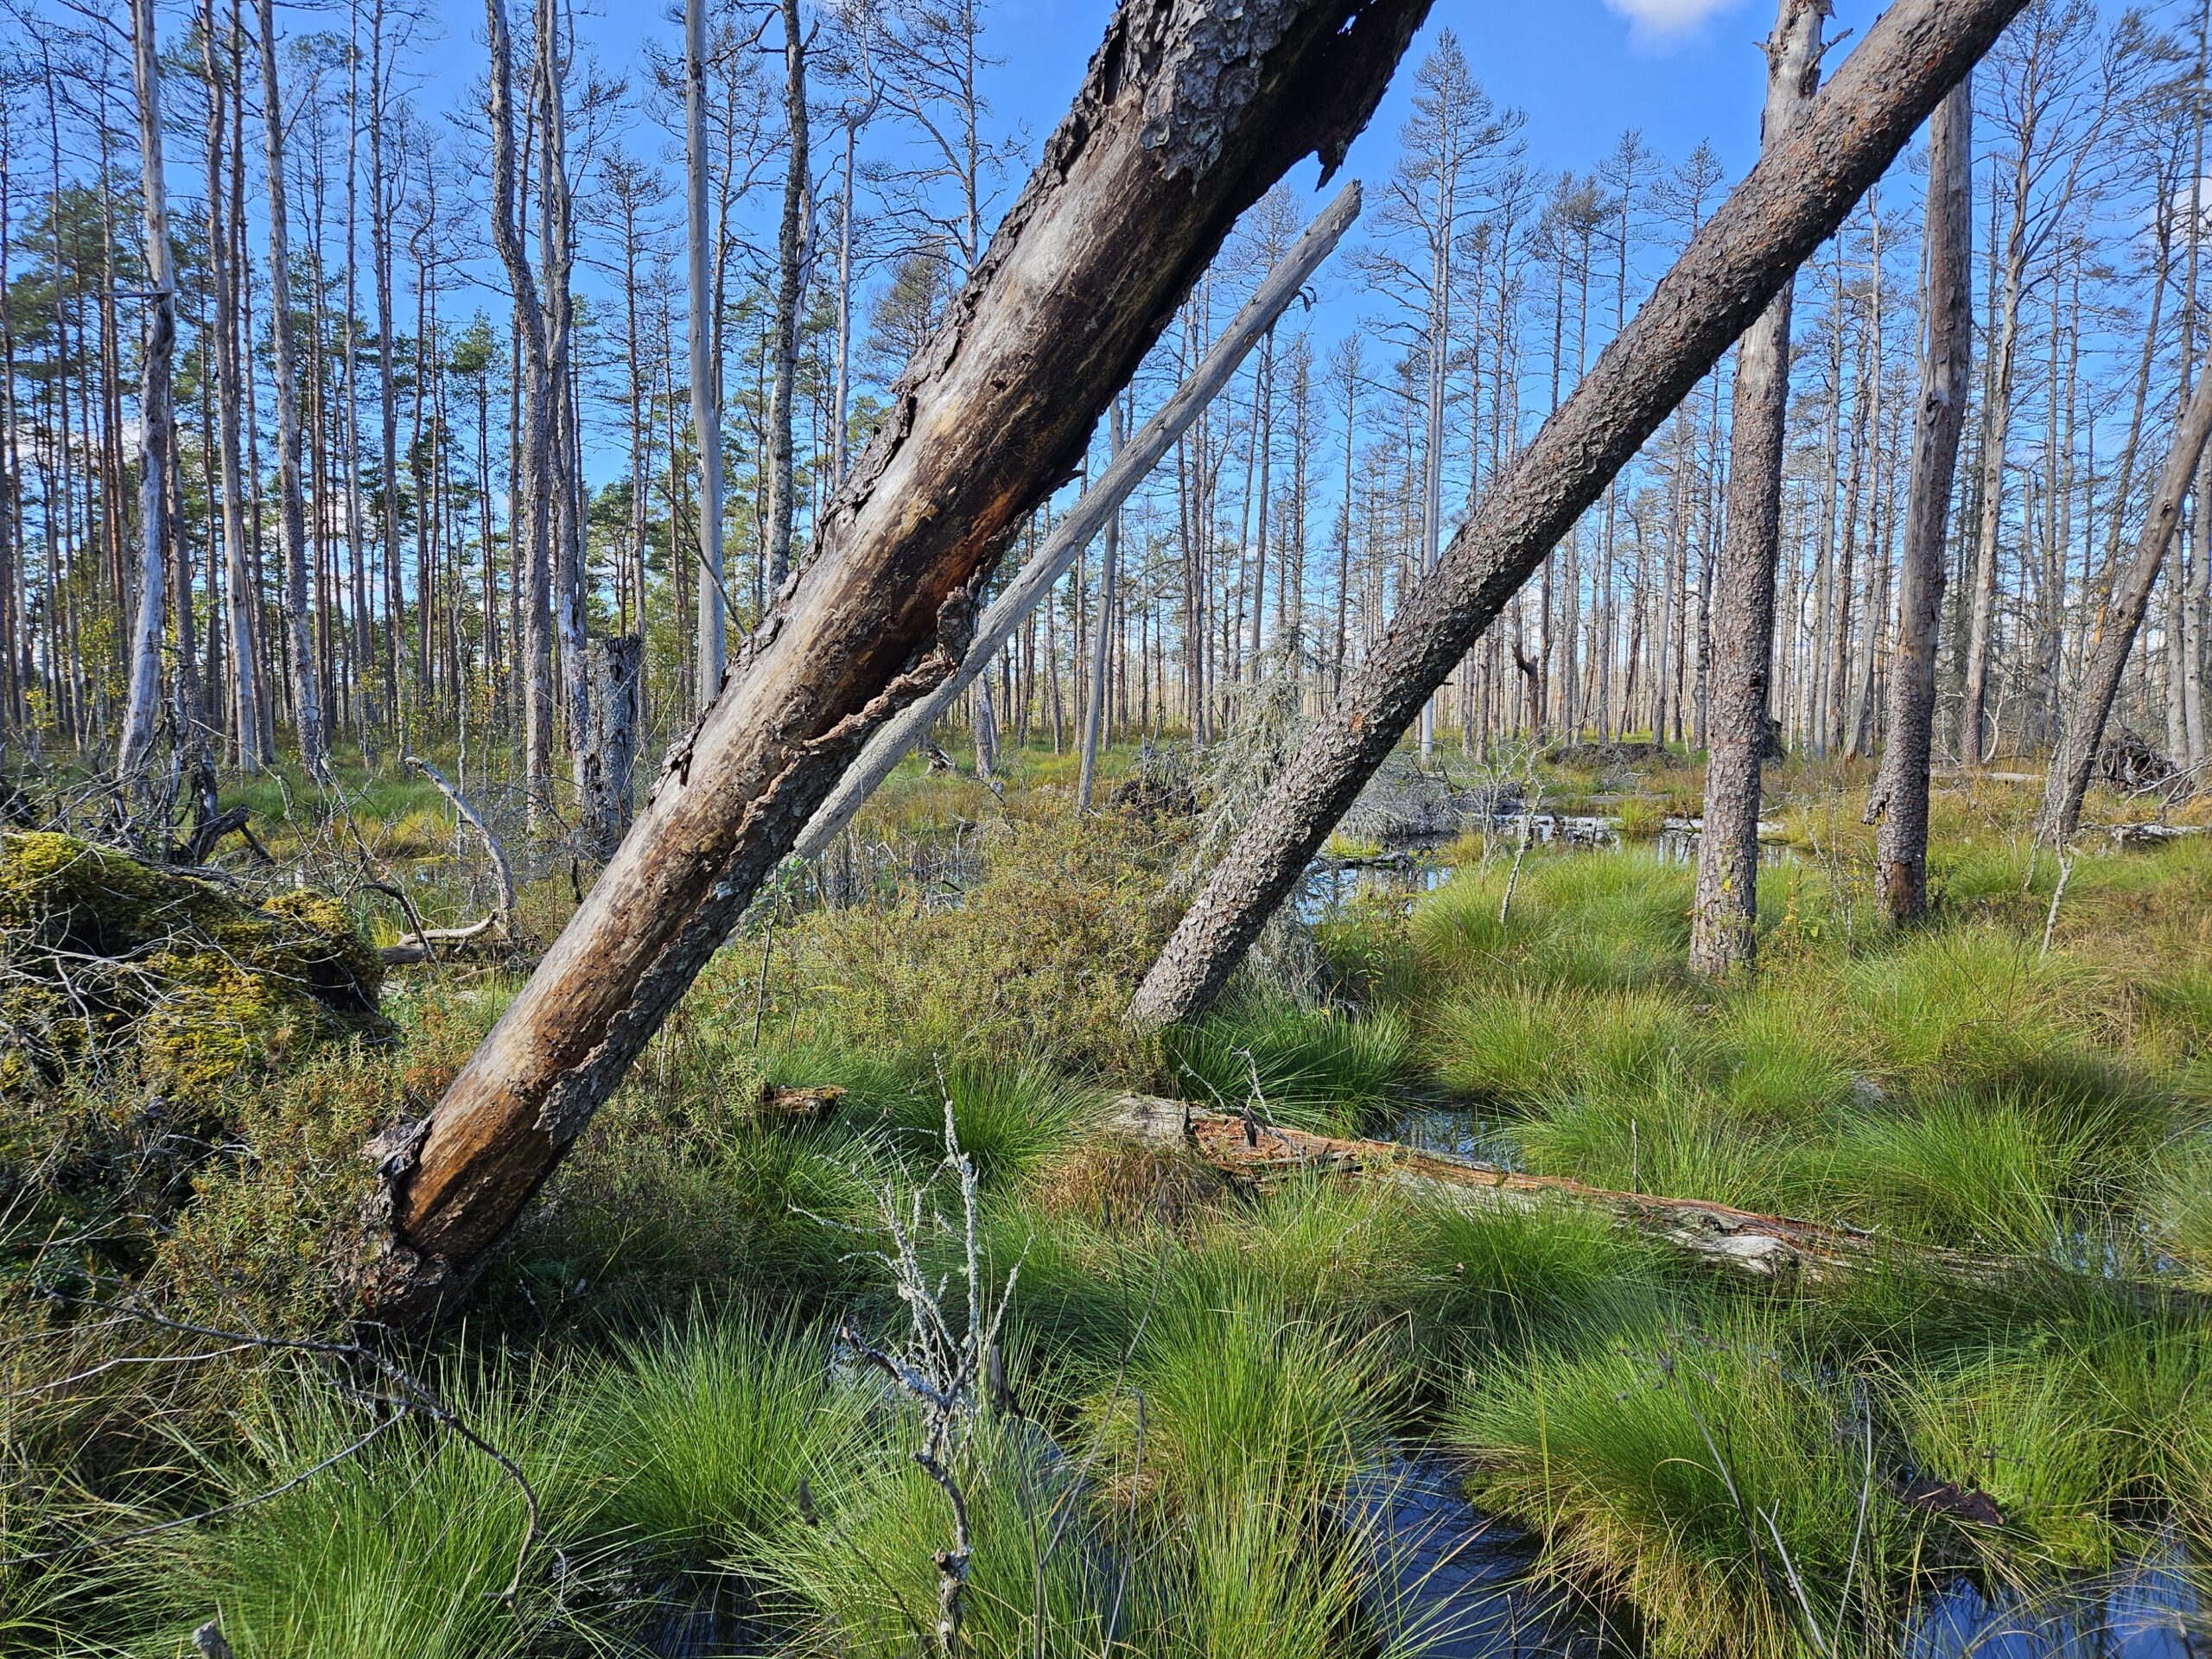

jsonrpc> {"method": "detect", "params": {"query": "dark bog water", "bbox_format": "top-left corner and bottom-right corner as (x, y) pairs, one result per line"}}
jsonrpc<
(1905, 1545), (2206, 1659)
(1351, 1455), (1627, 1659)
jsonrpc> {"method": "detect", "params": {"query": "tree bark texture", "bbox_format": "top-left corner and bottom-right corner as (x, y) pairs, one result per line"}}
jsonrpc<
(764, 0), (809, 596)
(256, 0), (327, 779)
(1688, 0), (1827, 980)
(118, 0), (175, 785)
(2037, 343), (2212, 844)
(1867, 79), (1973, 923)
(788, 181), (1359, 861)
(1126, 0), (2033, 1031)
(687, 0), (726, 703)
(363, 0), (1429, 1325)
(581, 634), (641, 860)
(1077, 399), (1126, 810)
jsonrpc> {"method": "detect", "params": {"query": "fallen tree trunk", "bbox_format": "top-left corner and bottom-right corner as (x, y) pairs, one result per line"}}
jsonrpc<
(1126, 0), (2032, 1029)
(791, 181), (1362, 861)
(365, 0), (1430, 1325)
(1104, 1096), (2167, 1295)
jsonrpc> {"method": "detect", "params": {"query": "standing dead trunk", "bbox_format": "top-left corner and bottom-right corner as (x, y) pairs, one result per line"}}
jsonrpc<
(362, 0), (1429, 1325)
(1077, 399), (1126, 810)
(686, 0), (726, 702)
(1688, 0), (1827, 980)
(581, 634), (641, 860)
(118, 0), (175, 785)
(1126, 0), (2033, 1031)
(204, 0), (260, 772)
(256, 0), (328, 779)
(791, 183), (1358, 860)
(764, 0), (809, 596)
(2036, 347), (2212, 845)
(1867, 79), (1972, 923)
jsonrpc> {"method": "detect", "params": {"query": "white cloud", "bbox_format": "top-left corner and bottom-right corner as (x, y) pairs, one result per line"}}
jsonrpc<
(1602, 0), (1744, 48)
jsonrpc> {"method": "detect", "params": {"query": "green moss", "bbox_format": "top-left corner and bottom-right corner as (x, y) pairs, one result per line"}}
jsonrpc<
(0, 833), (386, 1099)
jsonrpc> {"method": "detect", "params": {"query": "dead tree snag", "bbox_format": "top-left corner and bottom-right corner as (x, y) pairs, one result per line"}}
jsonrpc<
(362, 0), (1433, 1325)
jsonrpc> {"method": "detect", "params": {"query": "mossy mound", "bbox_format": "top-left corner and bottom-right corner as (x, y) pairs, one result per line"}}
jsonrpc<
(0, 831), (388, 1097)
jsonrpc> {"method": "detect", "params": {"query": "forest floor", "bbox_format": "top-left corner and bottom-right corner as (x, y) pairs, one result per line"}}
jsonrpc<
(4, 741), (2211, 1658)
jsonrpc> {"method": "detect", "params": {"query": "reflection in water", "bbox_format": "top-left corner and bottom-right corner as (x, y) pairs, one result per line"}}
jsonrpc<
(1906, 1546), (2205, 1659)
(1354, 1458), (2203, 1659)
(1351, 1455), (1626, 1659)
(1301, 816), (1794, 921)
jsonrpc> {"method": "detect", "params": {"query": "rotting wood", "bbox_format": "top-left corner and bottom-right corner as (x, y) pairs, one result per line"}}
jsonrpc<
(791, 180), (1363, 861)
(364, 0), (1433, 1327)
(1126, 0), (2036, 1030)
(1103, 1096), (2186, 1299)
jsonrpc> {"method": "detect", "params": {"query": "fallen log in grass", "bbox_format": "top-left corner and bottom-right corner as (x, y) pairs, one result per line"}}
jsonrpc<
(1103, 1095), (2189, 1300)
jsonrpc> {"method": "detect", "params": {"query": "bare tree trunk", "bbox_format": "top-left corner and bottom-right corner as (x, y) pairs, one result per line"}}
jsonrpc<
(2037, 347), (2212, 844)
(1077, 399), (1126, 810)
(1126, 0), (2031, 1030)
(361, 0), (1427, 1324)
(1867, 78), (1972, 923)
(204, 0), (260, 771)
(764, 0), (809, 595)
(1688, 0), (1827, 979)
(686, 0), (725, 702)
(256, 0), (327, 779)
(581, 634), (641, 860)
(791, 184), (1358, 860)
(117, 0), (175, 785)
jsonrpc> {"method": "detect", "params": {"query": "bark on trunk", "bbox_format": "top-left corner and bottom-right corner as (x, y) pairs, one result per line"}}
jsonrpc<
(763, 0), (808, 595)
(1688, 0), (1827, 980)
(1867, 79), (1973, 923)
(2036, 345), (2212, 845)
(791, 181), (1358, 861)
(256, 0), (327, 779)
(686, 0), (726, 703)
(1076, 399), (1126, 810)
(1127, 0), (2033, 1031)
(205, 0), (260, 772)
(580, 634), (641, 861)
(118, 0), (175, 786)
(362, 0), (1429, 1325)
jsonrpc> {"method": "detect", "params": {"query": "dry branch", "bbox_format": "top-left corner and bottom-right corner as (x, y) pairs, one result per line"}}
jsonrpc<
(404, 755), (518, 924)
(1127, 0), (2034, 1028)
(365, 0), (1432, 1326)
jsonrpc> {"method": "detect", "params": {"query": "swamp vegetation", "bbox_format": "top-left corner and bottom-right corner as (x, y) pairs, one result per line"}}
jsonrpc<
(3, 743), (2209, 1658)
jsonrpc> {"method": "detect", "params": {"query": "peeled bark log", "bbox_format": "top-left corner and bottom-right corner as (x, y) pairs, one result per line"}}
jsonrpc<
(363, 0), (1430, 1325)
(1689, 0), (1827, 979)
(791, 181), (1360, 860)
(2037, 341), (2212, 844)
(1128, 0), (2033, 1030)
(1866, 79), (1973, 923)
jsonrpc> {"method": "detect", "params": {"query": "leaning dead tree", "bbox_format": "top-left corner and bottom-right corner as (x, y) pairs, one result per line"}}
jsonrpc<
(1866, 77), (1974, 923)
(361, 0), (1432, 1325)
(1689, 0), (1827, 979)
(1126, 0), (2035, 1029)
(2036, 338), (2212, 845)
(791, 181), (1363, 861)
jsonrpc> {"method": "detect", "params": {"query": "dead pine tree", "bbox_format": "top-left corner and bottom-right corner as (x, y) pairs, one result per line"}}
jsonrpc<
(1688, 0), (1828, 981)
(2037, 336), (2212, 844)
(257, 0), (330, 780)
(359, 0), (1434, 1326)
(1866, 78), (1973, 924)
(1127, 0), (2037, 1032)
(116, 0), (176, 788)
